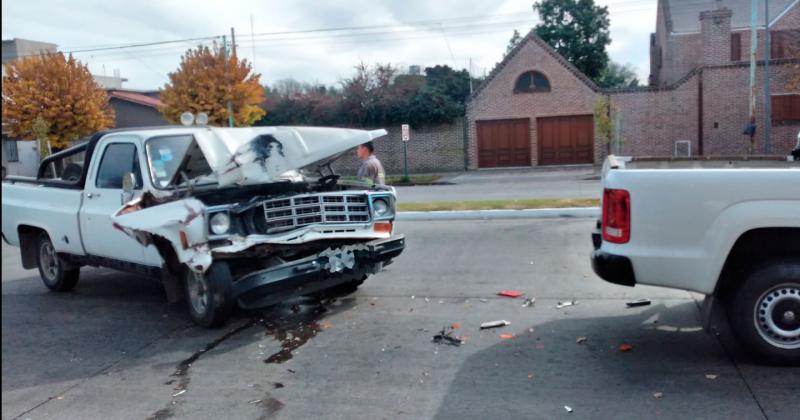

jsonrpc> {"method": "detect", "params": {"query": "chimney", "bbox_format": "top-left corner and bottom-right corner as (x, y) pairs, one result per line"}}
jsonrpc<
(699, 7), (733, 66)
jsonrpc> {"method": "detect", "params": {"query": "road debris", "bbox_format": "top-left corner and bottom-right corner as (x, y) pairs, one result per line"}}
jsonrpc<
(564, 405), (573, 413)
(556, 300), (577, 309)
(172, 390), (186, 397)
(618, 344), (633, 352)
(521, 297), (536, 307)
(479, 298), (489, 303)
(653, 392), (663, 399)
(480, 320), (510, 329)
(497, 290), (524, 298)
(626, 298), (652, 307)
(705, 374), (718, 380)
(451, 322), (461, 330)
(576, 336), (588, 344)
(499, 333), (514, 340)
(432, 326), (463, 346)
(248, 399), (263, 404)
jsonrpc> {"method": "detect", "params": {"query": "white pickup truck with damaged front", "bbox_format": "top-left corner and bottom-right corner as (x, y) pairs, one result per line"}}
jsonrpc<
(590, 156), (800, 365)
(2, 126), (405, 327)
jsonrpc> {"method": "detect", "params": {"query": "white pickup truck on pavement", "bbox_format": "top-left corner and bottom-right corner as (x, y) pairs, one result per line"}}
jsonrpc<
(2, 126), (405, 327)
(591, 156), (800, 365)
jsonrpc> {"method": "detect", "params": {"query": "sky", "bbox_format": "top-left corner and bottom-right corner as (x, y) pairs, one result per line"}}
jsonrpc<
(2, 0), (658, 90)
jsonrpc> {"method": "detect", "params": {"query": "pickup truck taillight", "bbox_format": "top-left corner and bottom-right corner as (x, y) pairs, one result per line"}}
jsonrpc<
(602, 188), (630, 244)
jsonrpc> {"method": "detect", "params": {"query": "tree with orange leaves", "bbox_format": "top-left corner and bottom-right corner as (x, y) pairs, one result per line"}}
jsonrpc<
(160, 43), (265, 126)
(2, 53), (115, 150)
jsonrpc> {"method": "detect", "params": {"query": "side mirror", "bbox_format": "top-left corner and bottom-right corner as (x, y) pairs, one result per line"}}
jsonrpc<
(122, 172), (136, 193)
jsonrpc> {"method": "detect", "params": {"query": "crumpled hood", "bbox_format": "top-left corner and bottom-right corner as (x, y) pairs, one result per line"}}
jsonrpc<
(193, 126), (387, 186)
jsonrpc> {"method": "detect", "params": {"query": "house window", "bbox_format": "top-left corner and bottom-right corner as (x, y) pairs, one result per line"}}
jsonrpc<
(514, 71), (551, 93)
(770, 30), (800, 59)
(4, 138), (19, 162)
(771, 94), (800, 124)
(730, 33), (741, 61)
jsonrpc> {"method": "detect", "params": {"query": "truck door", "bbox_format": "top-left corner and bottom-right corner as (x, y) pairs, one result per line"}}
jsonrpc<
(80, 137), (152, 265)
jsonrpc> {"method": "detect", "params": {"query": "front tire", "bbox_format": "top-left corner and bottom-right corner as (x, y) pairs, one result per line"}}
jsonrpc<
(36, 233), (79, 292)
(729, 260), (800, 365)
(184, 262), (234, 328)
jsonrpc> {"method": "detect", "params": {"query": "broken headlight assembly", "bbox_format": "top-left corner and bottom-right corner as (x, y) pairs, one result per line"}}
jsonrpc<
(369, 194), (395, 220)
(205, 206), (234, 239)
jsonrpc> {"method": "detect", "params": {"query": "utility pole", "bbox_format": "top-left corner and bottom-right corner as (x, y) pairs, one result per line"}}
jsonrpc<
(468, 57), (473, 95)
(223, 35), (234, 127)
(744, 0), (759, 153)
(763, 0), (771, 154)
(250, 13), (256, 67)
(230, 27), (237, 57)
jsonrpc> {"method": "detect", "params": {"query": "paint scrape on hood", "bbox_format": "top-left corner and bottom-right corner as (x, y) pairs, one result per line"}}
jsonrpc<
(192, 126), (387, 186)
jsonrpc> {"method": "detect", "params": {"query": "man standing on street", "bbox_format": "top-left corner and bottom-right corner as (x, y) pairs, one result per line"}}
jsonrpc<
(357, 141), (385, 185)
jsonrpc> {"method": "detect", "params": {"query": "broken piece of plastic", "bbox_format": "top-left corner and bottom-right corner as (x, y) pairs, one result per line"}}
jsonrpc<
(556, 300), (577, 309)
(564, 406), (573, 413)
(522, 297), (536, 307)
(432, 327), (463, 346)
(626, 298), (652, 307)
(497, 290), (524, 298)
(480, 320), (510, 329)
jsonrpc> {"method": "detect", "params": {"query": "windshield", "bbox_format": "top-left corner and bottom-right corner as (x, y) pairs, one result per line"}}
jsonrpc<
(145, 135), (216, 189)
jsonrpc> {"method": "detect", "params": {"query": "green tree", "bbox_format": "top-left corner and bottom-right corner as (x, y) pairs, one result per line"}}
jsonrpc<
(505, 29), (523, 57)
(596, 62), (640, 88)
(533, 0), (611, 81)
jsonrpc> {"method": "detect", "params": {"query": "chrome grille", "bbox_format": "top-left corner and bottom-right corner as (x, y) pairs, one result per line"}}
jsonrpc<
(262, 193), (371, 233)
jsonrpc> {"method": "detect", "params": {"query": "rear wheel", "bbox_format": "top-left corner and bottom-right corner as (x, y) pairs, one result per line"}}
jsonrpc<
(184, 262), (235, 328)
(728, 260), (800, 365)
(36, 233), (79, 292)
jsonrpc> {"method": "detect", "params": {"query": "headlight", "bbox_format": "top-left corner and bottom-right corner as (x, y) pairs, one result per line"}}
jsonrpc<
(209, 212), (231, 236)
(372, 198), (390, 217)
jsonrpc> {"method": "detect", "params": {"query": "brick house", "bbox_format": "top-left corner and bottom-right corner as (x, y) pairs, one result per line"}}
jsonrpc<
(466, 0), (799, 169)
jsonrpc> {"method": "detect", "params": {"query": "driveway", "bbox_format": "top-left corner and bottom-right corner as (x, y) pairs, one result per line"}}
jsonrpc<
(396, 167), (600, 202)
(3, 219), (798, 419)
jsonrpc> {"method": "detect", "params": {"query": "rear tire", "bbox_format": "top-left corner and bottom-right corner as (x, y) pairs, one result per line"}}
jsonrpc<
(728, 260), (800, 365)
(36, 233), (79, 292)
(184, 262), (234, 328)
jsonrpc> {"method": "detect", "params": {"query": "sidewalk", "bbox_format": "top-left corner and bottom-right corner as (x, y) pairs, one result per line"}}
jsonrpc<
(395, 166), (601, 203)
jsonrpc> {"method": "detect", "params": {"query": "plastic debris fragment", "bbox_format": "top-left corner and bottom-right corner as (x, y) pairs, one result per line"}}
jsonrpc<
(480, 320), (510, 329)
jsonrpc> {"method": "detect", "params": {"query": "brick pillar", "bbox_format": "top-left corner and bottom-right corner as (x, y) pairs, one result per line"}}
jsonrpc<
(699, 8), (733, 66)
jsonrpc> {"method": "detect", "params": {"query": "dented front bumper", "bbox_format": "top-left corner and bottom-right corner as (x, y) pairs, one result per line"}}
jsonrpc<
(234, 235), (405, 309)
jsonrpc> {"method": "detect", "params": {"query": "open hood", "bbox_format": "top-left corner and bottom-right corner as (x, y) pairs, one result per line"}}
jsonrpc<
(193, 126), (387, 186)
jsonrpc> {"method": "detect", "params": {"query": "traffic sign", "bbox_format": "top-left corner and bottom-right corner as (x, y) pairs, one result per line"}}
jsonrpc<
(401, 124), (410, 142)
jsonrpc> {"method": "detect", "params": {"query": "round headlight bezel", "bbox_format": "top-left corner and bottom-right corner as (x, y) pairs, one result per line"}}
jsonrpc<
(372, 198), (390, 217)
(209, 212), (231, 236)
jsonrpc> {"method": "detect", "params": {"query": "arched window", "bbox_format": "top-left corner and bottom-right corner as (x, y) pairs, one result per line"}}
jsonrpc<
(514, 71), (551, 93)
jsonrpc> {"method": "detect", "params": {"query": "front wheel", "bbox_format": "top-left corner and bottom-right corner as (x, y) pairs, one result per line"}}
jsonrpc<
(184, 262), (234, 328)
(36, 233), (79, 292)
(728, 260), (800, 365)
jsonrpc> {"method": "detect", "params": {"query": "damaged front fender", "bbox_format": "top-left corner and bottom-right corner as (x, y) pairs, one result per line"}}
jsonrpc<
(113, 196), (212, 272)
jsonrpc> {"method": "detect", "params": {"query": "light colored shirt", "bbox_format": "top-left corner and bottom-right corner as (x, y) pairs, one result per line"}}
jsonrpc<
(357, 155), (385, 185)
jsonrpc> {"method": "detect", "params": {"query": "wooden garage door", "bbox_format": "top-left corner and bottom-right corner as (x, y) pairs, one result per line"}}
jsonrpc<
(476, 119), (531, 168)
(537, 115), (594, 165)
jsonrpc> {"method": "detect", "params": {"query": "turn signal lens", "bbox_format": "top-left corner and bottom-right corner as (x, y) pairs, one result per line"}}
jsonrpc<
(374, 222), (393, 233)
(179, 230), (189, 249)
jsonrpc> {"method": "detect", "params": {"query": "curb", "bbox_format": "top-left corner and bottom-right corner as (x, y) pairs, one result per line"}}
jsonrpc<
(397, 207), (600, 221)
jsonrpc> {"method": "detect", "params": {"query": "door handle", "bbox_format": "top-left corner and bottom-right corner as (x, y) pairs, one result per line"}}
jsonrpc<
(87, 193), (101, 199)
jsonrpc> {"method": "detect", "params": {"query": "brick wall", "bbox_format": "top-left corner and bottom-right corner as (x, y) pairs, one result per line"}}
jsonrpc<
(610, 73), (700, 156)
(331, 120), (465, 175)
(466, 37), (600, 169)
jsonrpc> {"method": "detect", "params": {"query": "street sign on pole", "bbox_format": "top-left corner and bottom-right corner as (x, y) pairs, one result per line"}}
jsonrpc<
(401, 124), (410, 178)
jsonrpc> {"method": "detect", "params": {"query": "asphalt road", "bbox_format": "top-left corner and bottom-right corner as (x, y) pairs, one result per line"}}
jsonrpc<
(3, 219), (798, 420)
(395, 168), (600, 202)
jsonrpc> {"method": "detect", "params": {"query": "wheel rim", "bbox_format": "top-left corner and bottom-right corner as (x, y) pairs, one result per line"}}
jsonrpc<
(187, 271), (209, 315)
(754, 283), (800, 350)
(39, 241), (59, 283)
